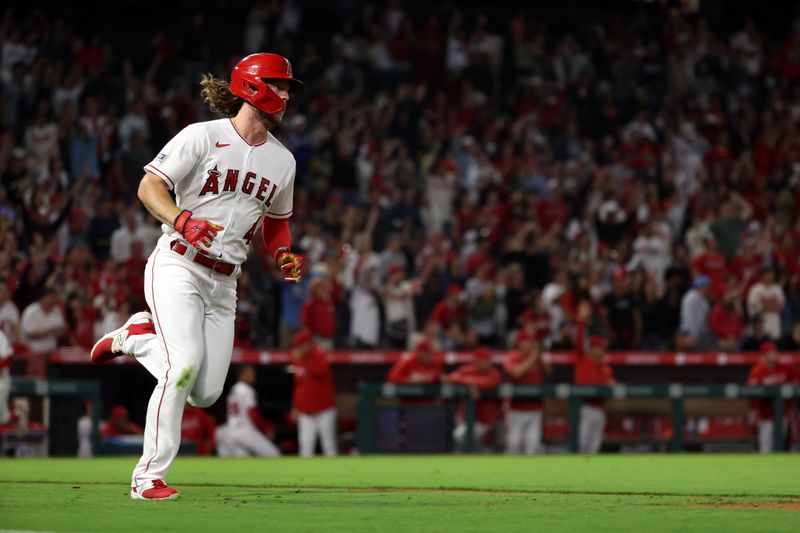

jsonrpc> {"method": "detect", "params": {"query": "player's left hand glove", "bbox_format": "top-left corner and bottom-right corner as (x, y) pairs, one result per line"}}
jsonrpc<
(275, 248), (304, 283)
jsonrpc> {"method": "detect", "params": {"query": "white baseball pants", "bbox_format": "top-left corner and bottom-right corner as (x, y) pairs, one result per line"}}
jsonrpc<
(505, 410), (543, 454)
(129, 242), (237, 488)
(579, 405), (606, 454)
(298, 407), (337, 457)
(758, 419), (787, 453)
(453, 421), (490, 451)
(216, 423), (280, 457)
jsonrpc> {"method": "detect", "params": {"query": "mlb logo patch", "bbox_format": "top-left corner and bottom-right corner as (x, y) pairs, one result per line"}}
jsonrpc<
(156, 152), (167, 161)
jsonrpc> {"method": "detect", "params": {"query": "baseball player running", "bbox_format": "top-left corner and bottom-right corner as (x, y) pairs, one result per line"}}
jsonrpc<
(217, 365), (280, 457)
(90, 53), (305, 500)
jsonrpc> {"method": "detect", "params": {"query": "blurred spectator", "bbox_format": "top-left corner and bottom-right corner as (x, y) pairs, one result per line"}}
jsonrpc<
(747, 342), (799, 452)
(740, 319), (772, 352)
(110, 207), (152, 262)
(181, 405), (217, 456)
(100, 405), (143, 437)
(386, 338), (443, 384)
(20, 289), (66, 353)
(779, 321), (800, 351)
(0, 330), (12, 425)
(429, 284), (466, 348)
(0, 282), (20, 342)
(24, 104), (59, 180)
(349, 266), (381, 348)
(746, 267), (785, 340)
(382, 265), (419, 348)
(445, 346), (501, 452)
(709, 287), (746, 351)
(300, 276), (336, 350)
(602, 269), (642, 350)
(217, 366), (280, 457)
(709, 193), (753, 261)
(465, 263), (504, 346)
(574, 303), (615, 454)
(691, 236), (727, 300)
(279, 275), (309, 348)
(678, 276), (714, 351)
(503, 330), (552, 454)
(85, 198), (120, 261)
(290, 331), (337, 457)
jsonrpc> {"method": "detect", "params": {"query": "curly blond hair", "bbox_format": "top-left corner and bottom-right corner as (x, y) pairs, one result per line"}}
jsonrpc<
(199, 74), (243, 118)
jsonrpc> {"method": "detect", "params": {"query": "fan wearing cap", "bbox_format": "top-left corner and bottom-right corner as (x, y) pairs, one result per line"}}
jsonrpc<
(574, 302), (616, 454)
(387, 338), (444, 384)
(503, 330), (552, 454)
(444, 347), (502, 451)
(290, 330), (337, 457)
(747, 341), (799, 452)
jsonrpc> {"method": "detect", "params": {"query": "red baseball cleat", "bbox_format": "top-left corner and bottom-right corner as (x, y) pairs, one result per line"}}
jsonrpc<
(91, 311), (155, 364)
(131, 480), (179, 500)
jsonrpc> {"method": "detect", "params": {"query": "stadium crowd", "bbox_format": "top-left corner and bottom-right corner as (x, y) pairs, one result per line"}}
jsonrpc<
(2, 1), (800, 358)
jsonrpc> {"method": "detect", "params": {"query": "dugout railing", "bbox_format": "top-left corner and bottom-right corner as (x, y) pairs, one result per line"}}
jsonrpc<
(356, 382), (800, 454)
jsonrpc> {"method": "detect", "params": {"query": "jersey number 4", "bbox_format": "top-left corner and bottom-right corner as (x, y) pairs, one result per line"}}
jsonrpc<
(243, 221), (258, 245)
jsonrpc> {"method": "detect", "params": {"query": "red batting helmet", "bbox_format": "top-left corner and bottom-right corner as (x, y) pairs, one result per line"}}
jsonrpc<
(230, 53), (305, 115)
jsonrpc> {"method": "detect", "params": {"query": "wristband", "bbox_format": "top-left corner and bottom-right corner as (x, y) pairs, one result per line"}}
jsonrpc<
(274, 246), (290, 262)
(173, 210), (193, 235)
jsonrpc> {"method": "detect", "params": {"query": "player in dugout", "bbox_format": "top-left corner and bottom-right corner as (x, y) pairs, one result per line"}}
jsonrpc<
(181, 405), (217, 456)
(290, 330), (337, 457)
(503, 329), (552, 454)
(747, 341), (799, 452)
(444, 346), (502, 451)
(387, 338), (444, 384)
(575, 302), (616, 454)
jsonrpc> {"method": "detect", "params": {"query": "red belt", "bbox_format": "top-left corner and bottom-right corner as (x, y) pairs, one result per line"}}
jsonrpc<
(170, 241), (234, 276)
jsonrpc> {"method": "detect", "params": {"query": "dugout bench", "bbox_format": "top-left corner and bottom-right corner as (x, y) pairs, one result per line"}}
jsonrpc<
(357, 383), (800, 454)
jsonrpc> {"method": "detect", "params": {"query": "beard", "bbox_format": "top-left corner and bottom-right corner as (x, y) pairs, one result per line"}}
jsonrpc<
(256, 107), (283, 129)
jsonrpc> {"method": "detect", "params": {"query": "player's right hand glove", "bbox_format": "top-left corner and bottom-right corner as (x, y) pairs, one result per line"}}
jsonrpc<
(173, 209), (224, 251)
(275, 248), (304, 283)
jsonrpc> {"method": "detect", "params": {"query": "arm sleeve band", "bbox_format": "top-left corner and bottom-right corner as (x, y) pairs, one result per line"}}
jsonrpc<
(262, 216), (292, 261)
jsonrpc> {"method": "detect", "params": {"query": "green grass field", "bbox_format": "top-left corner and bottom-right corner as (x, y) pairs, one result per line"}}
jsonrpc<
(1, 455), (799, 532)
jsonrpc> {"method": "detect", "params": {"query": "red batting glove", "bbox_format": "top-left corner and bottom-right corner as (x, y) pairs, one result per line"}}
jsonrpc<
(275, 248), (304, 283)
(173, 210), (224, 251)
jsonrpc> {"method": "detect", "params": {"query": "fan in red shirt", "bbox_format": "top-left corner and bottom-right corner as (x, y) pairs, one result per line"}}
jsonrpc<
(430, 284), (466, 333)
(444, 346), (501, 451)
(387, 338), (444, 384)
(299, 276), (336, 350)
(747, 341), (800, 453)
(100, 405), (144, 438)
(290, 330), (337, 457)
(574, 303), (616, 454)
(708, 287), (745, 351)
(691, 236), (728, 299)
(180, 405), (217, 455)
(503, 330), (552, 454)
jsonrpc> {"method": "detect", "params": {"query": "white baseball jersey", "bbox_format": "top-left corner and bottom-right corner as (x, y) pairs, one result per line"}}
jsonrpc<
(144, 118), (295, 265)
(226, 382), (258, 428)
